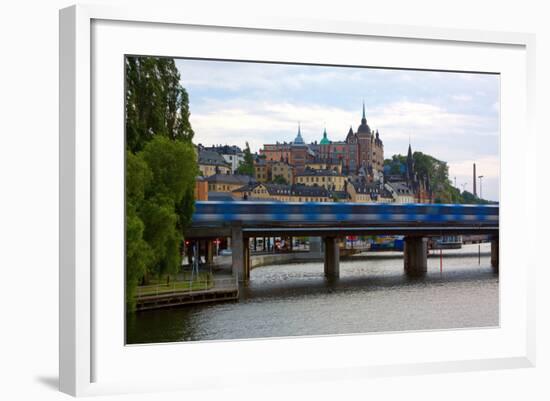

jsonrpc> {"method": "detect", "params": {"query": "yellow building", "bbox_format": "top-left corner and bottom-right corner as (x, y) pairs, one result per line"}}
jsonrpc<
(305, 159), (343, 174)
(206, 174), (252, 193)
(295, 168), (345, 191)
(269, 160), (294, 184)
(254, 158), (294, 184)
(234, 183), (331, 202)
(346, 180), (395, 203)
(199, 150), (231, 177)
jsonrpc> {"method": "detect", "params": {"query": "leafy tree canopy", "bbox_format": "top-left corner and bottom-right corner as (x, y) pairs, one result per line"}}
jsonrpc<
(384, 151), (495, 204)
(126, 56), (194, 152)
(236, 142), (255, 176)
(271, 175), (288, 185)
(125, 57), (199, 311)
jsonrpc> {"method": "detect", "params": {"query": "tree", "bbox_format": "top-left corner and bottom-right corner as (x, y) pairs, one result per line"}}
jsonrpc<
(125, 56), (194, 152)
(125, 151), (153, 311)
(384, 151), (490, 204)
(139, 136), (198, 280)
(236, 142), (254, 176)
(125, 56), (198, 311)
(272, 175), (288, 185)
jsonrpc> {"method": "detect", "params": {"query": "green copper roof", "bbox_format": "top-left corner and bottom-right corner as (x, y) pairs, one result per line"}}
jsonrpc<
(320, 128), (330, 145)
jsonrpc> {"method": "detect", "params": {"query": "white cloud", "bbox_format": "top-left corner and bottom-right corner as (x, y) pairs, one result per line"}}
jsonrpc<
(191, 99), (498, 157)
(451, 94), (473, 102)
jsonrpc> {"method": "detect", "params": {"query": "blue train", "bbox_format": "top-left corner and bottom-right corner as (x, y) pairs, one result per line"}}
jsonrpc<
(191, 201), (499, 227)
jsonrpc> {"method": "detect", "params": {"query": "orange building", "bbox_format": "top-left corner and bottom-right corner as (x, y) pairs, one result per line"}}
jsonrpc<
(194, 177), (208, 201)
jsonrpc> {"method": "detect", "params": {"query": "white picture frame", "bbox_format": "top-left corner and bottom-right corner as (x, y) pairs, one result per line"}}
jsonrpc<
(59, 4), (536, 397)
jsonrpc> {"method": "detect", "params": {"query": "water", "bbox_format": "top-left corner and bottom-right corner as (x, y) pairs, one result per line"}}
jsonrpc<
(126, 243), (498, 344)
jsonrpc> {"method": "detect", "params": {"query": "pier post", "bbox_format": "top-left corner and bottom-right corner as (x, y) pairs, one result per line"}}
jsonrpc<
(491, 239), (499, 271)
(206, 240), (214, 264)
(404, 236), (428, 275)
(231, 226), (244, 281)
(243, 237), (250, 281)
(324, 237), (340, 278)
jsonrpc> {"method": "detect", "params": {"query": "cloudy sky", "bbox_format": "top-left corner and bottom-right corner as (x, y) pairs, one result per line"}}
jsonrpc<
(175, 58), (500, 201)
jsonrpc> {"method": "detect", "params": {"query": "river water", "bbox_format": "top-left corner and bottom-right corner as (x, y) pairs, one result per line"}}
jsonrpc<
(126, 243), (498, 344)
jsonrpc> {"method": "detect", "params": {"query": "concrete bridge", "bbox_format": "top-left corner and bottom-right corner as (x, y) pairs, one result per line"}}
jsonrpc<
(185, 201), (499, 281)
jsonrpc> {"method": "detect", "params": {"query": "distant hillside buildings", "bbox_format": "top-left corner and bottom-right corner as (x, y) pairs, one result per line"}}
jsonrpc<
(195, 104), (434, 204)
(261, 103), (384, 177)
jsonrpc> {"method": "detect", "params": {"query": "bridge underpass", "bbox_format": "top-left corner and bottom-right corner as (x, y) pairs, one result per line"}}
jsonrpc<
(185, 202), (499, 282)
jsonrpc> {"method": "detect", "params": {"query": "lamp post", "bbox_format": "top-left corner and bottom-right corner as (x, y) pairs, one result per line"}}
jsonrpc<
(478, 175), (484, 199)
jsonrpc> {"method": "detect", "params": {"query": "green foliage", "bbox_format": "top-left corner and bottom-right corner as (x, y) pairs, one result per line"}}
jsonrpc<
(384, 151), (494, 204)
(125, 56), (194, 152)
(125, 152), (154, 312)
(271, 175), (288, 185)
(460, 190), (494, 204)
(140, 135), (197, 201)
(236, 142), (255, 176)
(125, 56), (199, 312)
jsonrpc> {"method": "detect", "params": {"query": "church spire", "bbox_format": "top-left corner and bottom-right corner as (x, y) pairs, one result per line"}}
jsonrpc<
(320, 126), (330, 145)
(357, 101), (371, 135)
(293, 122), (305, 145)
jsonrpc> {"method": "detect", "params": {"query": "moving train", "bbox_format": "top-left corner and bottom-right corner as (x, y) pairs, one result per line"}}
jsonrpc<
(192, 201), (499, 227)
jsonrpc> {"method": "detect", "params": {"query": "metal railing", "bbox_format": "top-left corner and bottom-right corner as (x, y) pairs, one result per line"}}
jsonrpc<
(136, 276), (238, 299)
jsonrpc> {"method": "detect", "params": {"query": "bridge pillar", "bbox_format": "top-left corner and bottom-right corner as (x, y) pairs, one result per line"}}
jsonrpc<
(324, 237), (340, 279)
(309, 236), (323, 257)
(404, 237), (428, 275)
(491, 239), (499, 271)
(231, 226), (244, 281)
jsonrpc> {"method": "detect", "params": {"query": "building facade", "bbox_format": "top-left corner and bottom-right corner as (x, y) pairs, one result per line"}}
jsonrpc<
(261, 104), (384, 177)
(206, 174), (252, 193)
(233, 183), (332, 202)
(201, 144), (244, 173)
(295, 168), (345, 191)
(198, 150), (231, 177)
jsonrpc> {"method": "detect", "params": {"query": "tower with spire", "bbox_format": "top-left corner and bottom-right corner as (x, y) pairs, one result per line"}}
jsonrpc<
(320, 127), (330, 145)
(290, 122), (308, 173)
(406, 142), (415, 183)
(293, 122), (306, 146)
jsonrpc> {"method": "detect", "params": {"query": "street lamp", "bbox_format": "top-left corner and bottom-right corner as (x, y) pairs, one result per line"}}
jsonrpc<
(478, 175), (484, 199)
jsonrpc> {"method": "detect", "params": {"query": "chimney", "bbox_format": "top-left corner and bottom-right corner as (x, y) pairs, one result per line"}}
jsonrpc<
(473, 163), (477, 196)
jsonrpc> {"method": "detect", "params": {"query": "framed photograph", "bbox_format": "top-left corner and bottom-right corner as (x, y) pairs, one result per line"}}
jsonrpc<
(59, 4), (536, 396)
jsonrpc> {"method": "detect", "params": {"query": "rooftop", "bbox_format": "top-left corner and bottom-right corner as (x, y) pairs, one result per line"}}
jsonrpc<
(296, 168), (342, 177)
(199, 150), (230, 167)
(206, 174), (252, 185)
